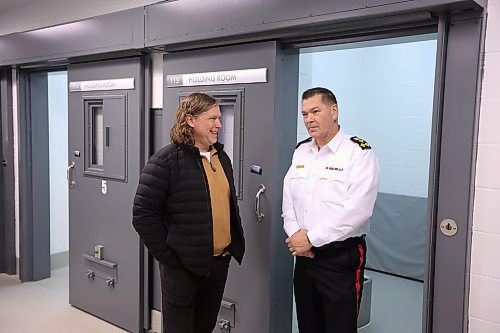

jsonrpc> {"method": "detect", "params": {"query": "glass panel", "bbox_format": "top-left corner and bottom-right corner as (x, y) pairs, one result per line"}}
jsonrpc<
(91, 105), (104, 166)
(48, 71), (69, 256)
(178, 93), (243, 198)
(294, 34), (437, 333)
(218, 103), (235, 163)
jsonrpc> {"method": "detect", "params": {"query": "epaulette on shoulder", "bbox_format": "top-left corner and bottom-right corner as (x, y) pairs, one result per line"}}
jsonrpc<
(350, 136), (371, 150)
(295, 137), (312, 149)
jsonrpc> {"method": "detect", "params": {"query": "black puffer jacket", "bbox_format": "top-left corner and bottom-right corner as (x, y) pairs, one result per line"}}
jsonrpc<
(132, 142), (245, 277)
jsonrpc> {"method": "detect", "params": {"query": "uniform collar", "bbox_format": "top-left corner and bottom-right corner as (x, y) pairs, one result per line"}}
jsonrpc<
(311, 128), (346, 154)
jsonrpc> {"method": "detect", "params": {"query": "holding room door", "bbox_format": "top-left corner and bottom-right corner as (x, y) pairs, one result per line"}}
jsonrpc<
(67, 57), (145, 333)
(1, 68), (16, 275)
(163, 41), (299, 332)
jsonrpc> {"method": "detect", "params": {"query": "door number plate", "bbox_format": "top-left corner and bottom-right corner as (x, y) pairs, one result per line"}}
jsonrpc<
(440, 218), (458, 237)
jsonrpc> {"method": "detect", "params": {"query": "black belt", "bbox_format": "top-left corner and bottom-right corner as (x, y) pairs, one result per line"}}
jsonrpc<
(314, 235), (365, 252)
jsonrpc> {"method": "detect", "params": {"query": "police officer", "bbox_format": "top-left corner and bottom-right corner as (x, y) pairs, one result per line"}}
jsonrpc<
(282, 87), (380, 333)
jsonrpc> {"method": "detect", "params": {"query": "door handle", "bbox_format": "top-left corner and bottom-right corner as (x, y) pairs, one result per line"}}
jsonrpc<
(105, 126), (110, 147)
(2, 159), (6, 167)
(255, 184), (266, 222)
(67, 161), (76, 188)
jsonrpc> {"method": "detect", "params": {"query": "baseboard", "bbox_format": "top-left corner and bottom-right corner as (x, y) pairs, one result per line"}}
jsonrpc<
(50, 251), (69, 271)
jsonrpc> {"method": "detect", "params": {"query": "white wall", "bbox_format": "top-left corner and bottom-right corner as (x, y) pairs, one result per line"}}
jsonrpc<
(469, 1), (500, 332)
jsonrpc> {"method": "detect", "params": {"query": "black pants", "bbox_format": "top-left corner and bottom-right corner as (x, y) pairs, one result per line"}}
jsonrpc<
(160, 255), (231, 333)
(294, 237), (366, 333)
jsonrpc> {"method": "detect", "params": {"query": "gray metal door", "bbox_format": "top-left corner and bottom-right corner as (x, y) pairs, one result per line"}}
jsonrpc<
(162, 41), (299, 332)
(0, 68), (16, 275)
(67, 57), (145, 333)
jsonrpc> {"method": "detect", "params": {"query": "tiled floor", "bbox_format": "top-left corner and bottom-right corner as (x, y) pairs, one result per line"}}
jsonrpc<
(359, 270), (423, 333)
(0, 268), (127, 333)
(0, 267), (422, 333)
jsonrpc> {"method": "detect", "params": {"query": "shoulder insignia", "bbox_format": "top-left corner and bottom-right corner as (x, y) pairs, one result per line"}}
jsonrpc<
(295, 137), (312, 149)
(350, 136), (371, 150)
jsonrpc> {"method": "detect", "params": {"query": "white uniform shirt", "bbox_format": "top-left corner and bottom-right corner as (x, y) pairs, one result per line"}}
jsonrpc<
(282, 129), (380, 247)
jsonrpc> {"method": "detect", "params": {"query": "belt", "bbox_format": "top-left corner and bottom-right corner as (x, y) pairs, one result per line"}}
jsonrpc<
(314, 235), (365, 252)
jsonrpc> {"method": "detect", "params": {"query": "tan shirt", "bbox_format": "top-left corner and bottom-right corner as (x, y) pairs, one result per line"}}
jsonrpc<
(200, 148), (231, 256)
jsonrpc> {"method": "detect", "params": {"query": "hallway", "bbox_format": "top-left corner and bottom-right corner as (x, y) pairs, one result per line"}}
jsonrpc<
(0, 268), (126, 333)
(1, 267), (423, 333)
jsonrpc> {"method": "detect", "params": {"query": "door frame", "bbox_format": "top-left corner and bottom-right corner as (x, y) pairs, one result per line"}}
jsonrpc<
(1, 67), (16, 275)
(425, 11), (484, 333)
(281, 11), (483, 333)
(17, 69), (55, 281)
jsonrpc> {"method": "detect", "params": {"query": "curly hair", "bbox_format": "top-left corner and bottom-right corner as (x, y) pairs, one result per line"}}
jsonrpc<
(170, 93), (218, 146)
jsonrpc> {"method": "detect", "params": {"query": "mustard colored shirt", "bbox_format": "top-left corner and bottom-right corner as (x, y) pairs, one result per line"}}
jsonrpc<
(200, 147), (231, 256)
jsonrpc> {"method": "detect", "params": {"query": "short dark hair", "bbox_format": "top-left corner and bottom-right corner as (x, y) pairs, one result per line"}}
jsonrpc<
(302, 87), (338, 105)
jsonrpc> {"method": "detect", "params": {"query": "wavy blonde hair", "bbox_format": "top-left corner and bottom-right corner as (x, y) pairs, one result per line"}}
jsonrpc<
(170, 93), (218, 146)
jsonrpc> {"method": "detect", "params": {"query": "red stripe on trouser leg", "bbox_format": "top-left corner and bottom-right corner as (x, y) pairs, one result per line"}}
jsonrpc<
(355, 243), (365, 316)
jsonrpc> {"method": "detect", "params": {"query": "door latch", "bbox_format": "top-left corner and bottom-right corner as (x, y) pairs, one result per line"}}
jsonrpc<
(218, 319), (230, 331)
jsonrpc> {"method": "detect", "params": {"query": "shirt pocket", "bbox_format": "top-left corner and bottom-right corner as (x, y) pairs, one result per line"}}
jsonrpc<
(318, 166), (346, 207)
(291, 166), (309, 182)
(290, 166), (309, 199)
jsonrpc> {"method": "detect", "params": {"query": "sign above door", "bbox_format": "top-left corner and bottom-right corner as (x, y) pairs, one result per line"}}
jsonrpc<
(166, 68), (267, 87)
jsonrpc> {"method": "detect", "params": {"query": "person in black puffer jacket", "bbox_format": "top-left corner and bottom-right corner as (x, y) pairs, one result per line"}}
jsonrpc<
(132, 93), (245, 333)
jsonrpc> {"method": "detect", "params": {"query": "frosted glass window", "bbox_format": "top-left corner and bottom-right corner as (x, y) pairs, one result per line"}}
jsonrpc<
(91, 105), (104, 166)
(48, 71), (69, 255)
(219, 104), (235, 163)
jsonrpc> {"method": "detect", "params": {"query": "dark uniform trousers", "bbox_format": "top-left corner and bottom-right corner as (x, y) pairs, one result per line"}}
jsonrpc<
(160, 255), (231, 333)
(294, 236), (367, 333)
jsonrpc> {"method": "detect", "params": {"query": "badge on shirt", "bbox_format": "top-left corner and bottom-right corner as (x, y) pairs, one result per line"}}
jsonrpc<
(296, 164), (305, 169)
(325, 166), (344, 171)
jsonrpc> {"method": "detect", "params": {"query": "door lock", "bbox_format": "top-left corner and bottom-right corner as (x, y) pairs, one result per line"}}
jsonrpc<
(440, 218), (458, 237)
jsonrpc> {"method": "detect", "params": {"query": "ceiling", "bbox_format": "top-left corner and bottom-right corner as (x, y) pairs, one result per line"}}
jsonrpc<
(0, 0), (40, 11)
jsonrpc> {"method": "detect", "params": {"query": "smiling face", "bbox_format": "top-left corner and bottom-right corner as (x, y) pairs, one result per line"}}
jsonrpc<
(187, 104), (222, 152)
(301, 93), (339, 149)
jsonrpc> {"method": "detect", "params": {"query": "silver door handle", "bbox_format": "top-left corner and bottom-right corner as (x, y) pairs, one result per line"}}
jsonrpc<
(67, 161), (76, 188)
(255, 184), (266, 222)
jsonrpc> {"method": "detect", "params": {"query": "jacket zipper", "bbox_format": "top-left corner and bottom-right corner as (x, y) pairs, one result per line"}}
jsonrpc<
(196, 156), (214, 276)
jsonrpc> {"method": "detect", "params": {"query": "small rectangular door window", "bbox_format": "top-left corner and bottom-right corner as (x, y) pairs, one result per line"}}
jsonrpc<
(218, 104), (235, 163)
(179, 91), (244, 198)
(83, 95), (127, 181)
(91, 104), (104, 166)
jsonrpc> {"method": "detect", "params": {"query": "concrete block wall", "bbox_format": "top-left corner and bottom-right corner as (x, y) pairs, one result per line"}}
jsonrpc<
(469, 0), (500, 332)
